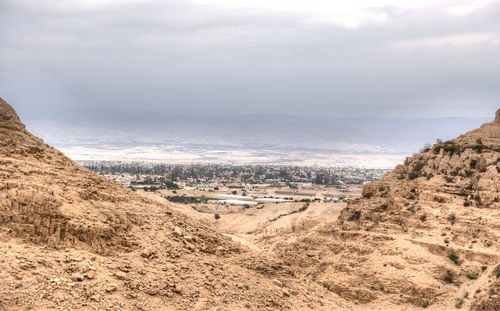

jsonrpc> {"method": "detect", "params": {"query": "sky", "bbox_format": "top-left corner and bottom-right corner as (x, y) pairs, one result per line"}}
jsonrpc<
(1, 0), (500, 123)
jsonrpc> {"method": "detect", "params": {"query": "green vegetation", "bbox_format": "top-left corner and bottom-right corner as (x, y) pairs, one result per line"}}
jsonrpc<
(433, 140), (460, 154)
(165, 195), (199, 204)
(165, 195), (217, 204)
(85, 163), (387, 188)
(433, 195), (445, 203)
(466, 272), (479, 280)
(447, 213), (456, 224)
(164, 181), (180, 189)
(414, 162), (424, 171)
(447, 249), (461, 265)
(408, 161), (425, 180)
(214, 213), (220, 220)
(493, 264), (500, 278)
(472, 139), (484, 153)
(420, 143), (432, 152)
(455, 298), (464, 309)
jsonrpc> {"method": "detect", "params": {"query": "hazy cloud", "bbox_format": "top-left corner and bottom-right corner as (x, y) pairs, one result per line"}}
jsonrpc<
(1, 0), (499, 123)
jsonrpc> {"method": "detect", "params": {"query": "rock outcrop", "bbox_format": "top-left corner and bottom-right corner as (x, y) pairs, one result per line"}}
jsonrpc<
(279, 108), (500, 310)
(0, 98), (25, 131)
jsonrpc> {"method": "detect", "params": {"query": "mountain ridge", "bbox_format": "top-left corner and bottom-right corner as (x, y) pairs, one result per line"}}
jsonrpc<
(0, 97), (344, 310)
(278, 108), (500, 310)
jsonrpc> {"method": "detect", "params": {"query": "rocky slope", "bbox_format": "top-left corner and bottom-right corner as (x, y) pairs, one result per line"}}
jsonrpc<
(2, 96), (498, 311)
(0, 98), (349, 310)
(279, 109), (500, 310)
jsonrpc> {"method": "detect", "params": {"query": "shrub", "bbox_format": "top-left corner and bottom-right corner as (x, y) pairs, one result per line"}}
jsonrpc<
(442, 269), (456, 283)
(455, 298), (464, 309)
(447, 214), (456, 224)
(414, 161), (425, 172)
(434, 196), (445, 203)
(408, 171), (419, 180)
(465, 170), (473, 177)
(466, 272), (479, 280)
(439, 141), (460, 154)
(164, 181), (180, 189)
(448, 249), (461, 265)
(348, 211), (361, 221)
(408, 162), (425, 179)
(473, 142), (484, 153)
(165, 195), (199, 204)
(493, 264), (500, 278)
(214, 213), (220, 220)
(420, 143), (432, 152)
(470, 159), (477, 168)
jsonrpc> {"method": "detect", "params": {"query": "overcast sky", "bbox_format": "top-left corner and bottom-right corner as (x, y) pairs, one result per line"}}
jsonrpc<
(1, 0), (500, 122)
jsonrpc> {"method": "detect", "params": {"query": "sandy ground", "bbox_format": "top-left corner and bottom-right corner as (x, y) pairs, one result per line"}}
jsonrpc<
(140, 186), (358, 253)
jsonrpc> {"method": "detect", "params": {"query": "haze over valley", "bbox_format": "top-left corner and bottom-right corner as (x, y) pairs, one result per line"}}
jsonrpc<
(26, 114), (488, 168)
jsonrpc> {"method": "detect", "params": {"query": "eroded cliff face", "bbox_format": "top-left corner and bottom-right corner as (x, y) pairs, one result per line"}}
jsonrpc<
(0, 98), (345, 311)
(280, 109), (500, 310)
(0, 97), (149, 254)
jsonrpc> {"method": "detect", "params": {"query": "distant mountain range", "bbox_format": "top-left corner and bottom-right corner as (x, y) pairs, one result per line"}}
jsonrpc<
(26, 114), (489, 155)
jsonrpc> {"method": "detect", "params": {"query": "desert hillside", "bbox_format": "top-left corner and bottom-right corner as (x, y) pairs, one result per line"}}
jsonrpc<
(1, 97), (499, 311)
(279, 109), (500, 310)
(0, 98), (350, 310)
